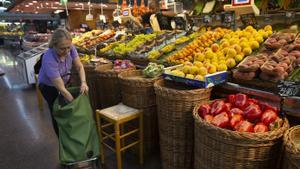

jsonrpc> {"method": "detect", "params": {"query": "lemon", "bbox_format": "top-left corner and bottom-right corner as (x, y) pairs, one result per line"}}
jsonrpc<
(186, 74), (194, 79)
(226, 58), (236, 69)
(195, 75), (205, 81)
(217, 63), (228, 71)
(243, 47), (252, 56)
(198, 67), (208, 76)
(250, 41), (260, 50)
(235, 54), (244, 63)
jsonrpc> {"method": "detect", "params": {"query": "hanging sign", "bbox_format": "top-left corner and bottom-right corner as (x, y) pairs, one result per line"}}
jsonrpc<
(60, 0), (68, 5)
(232, 0), (251, 6)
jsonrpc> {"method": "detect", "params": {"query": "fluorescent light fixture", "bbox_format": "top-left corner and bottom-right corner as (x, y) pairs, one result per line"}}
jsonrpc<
(32, 1), (37, 3)
(28, 3), (33, 5)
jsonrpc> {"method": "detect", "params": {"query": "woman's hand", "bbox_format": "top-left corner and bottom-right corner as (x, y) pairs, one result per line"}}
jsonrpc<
(80, 81), (89, 94)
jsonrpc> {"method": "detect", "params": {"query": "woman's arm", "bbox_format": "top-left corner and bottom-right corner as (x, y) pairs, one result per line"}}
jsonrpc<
(52, 77), (74, 102)
(73, 57), (89, 93)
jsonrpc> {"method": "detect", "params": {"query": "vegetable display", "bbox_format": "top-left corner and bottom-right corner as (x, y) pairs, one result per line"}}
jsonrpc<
(198, 93), (283, 133)
(143, 63), (164, 78)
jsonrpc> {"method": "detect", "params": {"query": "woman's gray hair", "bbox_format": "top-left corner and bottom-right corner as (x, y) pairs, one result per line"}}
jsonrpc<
(48, 28), (72, 48)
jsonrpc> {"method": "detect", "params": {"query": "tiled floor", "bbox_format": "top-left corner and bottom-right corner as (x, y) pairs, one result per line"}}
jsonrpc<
(0, 46), (161, 169)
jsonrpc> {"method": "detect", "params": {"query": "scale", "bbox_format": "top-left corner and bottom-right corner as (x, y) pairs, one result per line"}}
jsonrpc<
(224, 0), (260, 16)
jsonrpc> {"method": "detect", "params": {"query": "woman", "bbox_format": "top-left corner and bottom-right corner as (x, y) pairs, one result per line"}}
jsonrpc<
(38, 28), (88, 136)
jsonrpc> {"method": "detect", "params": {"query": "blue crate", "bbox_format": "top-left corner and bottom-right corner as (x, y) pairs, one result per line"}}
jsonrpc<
(163, 71), (228, 88)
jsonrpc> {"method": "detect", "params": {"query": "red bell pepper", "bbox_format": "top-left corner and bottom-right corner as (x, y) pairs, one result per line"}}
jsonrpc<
(259, 102), (278, 114)
(224, 103), (232, 113)
(234, 120), (254, 132)
(211, 112), (229, 128)
(254, 122), (269, 133)
(227, 94), (236, 105)
(229, 108), (244, 115)
(198, 104), (211, 118)
(210, 100), (226, 116)
(261, 109), (278, 126)
(248, 98), (259, 105)
(204, 114), (214, 123)
(235, 94), (248, 109)
(244, 104), (262, 122)
(230, 114), (244, 129)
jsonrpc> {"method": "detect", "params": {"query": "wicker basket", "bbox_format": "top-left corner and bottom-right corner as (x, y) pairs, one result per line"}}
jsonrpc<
(119, 70), (160, 155)
(154, 79), (212, 169)
(193, 104), (290, 169)
(95, 64), (134, 109)
(118, 70), (160, 108)
(283, 125), (300, 169)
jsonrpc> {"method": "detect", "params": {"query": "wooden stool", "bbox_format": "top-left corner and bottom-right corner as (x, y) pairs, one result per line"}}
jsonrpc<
(96, 103), (144, 169)
(35, 74), (43, 112)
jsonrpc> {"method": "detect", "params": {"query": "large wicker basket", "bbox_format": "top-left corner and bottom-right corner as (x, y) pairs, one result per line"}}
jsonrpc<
(95, 64), (134, 109)
(193, 104), (290, 169)
(154, 79), (212, 169)
(118, 70), (160, 108)
(283, 125), (300, 169)
(118, 70), (160, 155)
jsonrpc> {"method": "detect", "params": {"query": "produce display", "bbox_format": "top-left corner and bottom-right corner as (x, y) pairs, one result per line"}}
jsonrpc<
(143, 62), (164, 78)
(234, 31), (299, 82)
(198, 93), (283, 133)
(113, 59), (135, 71)
(73, 29), (115, 49)
(79, 54), (96, 64)
(166, 27), (230, 65)
(113, 33), (157, 56)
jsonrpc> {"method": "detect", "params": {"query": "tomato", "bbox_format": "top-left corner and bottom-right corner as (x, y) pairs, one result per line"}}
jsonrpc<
(230, 114), (244, 129)
(198, 104), (211, 118)
(204, 114), (214, 123)
(234, 120), (254, 132)
(244, 104), (262, 122)
(210, 100), (226, 116)
(254, 122), (269, 133)
(261, 109), (278, 126)
(227, 94), (236, 104)
(211, 112), (229, 128)
(235, 94), (248, 109)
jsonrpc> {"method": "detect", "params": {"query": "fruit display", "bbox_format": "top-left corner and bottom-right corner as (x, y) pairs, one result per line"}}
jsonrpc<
(286, 67), (300, 82)
(73, 29), (115, 49)
(143, 62), (164, 78)
(0, 31), (24, 36)
(166, 27), (230, 65)
(113, 33), (157, 56)
(113, 59), (135, 70)
(234, 31), (299, 82)
(264, 32), (296, 50)
(197, 93), (283, 133)
(164, 58), (227, 82)
(79, 54), (95, 64)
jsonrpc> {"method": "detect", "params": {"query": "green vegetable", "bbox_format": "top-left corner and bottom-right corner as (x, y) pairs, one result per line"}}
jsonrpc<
(143, 63), (164, 78)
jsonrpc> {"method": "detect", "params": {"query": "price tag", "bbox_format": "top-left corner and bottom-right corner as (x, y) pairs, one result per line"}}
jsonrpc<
(240, 13), (258, 28)
(276, 80), (300, 97)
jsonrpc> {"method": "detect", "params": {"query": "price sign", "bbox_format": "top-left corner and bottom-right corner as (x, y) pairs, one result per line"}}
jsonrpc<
(276, 80), (300, 97)
(240, 13), (258, 28)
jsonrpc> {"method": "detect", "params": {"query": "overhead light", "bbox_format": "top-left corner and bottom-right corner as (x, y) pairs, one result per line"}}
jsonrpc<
(75, 3), (78, 6)
(100, 4), (108, 7)
(55, 2), (60, 4)
(28, 3), (33, 5)
(35, 11), (38, 14)
(16, 9), (20, 11)
(37, 6), (40, 9)
(32, 1), (37, 3)
(46, 2), (49, 5)
(25, 5), (29, 7)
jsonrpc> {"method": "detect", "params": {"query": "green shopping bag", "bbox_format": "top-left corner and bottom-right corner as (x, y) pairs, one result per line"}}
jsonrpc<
(53, 87), (99, 164)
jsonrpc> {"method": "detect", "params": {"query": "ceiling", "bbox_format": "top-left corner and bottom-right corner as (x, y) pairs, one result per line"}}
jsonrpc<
(7, 0), (119, 14)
